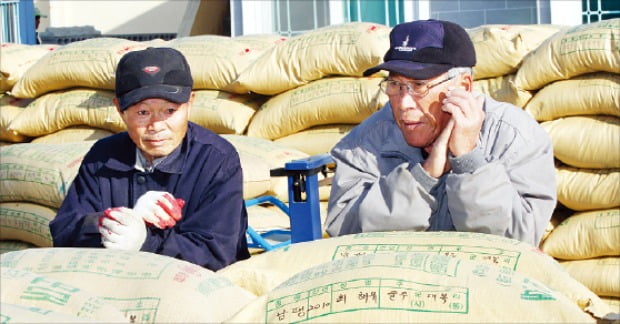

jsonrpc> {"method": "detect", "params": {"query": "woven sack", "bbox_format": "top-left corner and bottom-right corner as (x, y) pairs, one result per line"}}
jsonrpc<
(6, 88), (124, 137)
(1, 248), (256, 323)
(542, 115), (620, 169)
(514, 19), (620, 90)
(0, 141), (95, 208)
(31, 126), (114, 144)
(561, 257), (620, 298)
(226, 252), (597, 323)
(246, 77), (385, 140)
(218, 231), (612, 319)
(0, 202), (55, 247)
(525, 72), (620, 121)
(472, 74), (532, 108)
(556, 166), (620, 211)
(11, 38), (147, 98)
(0, 266), (128, 322)
(274, 124), (356, 155)
(0, 43), (57, 92)
(541, 208), (620, 260)
(0, 95), (32, 142)
(468, 24), (563, 79)
(230, 22), (390, 95)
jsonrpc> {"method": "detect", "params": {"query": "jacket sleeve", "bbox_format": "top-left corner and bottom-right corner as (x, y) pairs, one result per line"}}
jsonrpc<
(443, 118), (557, 246)
(50, 152), (105, 248)
(326, 144), (441, 237)
(140, 153), (249, 271)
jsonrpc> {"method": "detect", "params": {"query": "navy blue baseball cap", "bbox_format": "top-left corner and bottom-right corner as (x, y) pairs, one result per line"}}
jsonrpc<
(364, 19), (475, 80)
(115, 47), (193, 111)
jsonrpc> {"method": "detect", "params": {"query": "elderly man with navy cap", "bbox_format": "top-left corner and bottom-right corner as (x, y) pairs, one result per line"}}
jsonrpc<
(326, 20), (556, 246)
(50, 47), (250, 270)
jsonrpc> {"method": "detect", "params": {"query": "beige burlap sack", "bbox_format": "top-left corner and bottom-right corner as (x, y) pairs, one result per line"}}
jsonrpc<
(0, 302), (101, 323)
(540, 205), (573, 245)
(6, 88), (124, 137)
(230, 22), (390, 95)
(237, 151), (272, 200)
(189, 90), (264, 134)
(0, 240), (36, 254)
(218, 231), (611, 319)
(1, 248), (256, 323)
(0, 266), (128, 322)
(222, 135), (309, 201)
(467, 24), (563, 79)
(472, 74), (533, 108)
(0, 202), (55, 247)
(10, 38), (147, 98)
(247, 204), (290, 233)
(556, 166), (620, 211)
(225, 252), (597, 323)
(525, 72), (620, 121)
(561, 257), (620, 298)
(274, 124), (356, 155)
(0, 141), (95, 208)
(31, 126), (114, 144)
(601, 297), (620, 314)
(541, 208), (620, 260)
(542, 116), (620, 169)
(232, 34), (287, 50)
(0, 95), (33, 142)
(514, 19), (620, 90)
(0, 43), (58, 92)
(169, 35), (267, 93)
(247, 77), (386, 140)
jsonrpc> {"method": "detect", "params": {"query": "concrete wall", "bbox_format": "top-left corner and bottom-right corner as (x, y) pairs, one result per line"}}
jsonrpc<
(34, 0), (191, 35)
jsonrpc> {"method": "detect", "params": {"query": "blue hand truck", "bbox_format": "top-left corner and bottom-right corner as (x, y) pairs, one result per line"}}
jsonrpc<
(245, 153), (334, 251)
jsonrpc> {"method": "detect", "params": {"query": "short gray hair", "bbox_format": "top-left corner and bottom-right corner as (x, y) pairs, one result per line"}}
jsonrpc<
(447, 67), (473, 79)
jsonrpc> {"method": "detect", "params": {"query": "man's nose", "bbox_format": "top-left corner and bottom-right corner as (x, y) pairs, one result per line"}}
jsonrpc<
(395, 92), (418, 111)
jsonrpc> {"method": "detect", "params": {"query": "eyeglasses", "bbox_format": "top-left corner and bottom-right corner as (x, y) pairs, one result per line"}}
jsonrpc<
(379, 75), (456, 97)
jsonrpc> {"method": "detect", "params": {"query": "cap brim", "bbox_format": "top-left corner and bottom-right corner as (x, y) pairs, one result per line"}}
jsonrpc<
(363, 60), (452, 80)
(118, 84), (192, 111)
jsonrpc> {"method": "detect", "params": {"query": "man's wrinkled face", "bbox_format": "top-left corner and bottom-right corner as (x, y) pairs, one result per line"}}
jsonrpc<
(388, 72), (456, 148)
(115, 95), (193, 163)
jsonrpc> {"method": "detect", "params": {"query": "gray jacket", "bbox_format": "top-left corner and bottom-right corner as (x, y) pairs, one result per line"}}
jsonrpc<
(325, 96), (556, 246)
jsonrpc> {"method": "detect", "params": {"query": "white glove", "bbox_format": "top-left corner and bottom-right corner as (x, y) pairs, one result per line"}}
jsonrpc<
(99, 207), (146, 251)
(133, 191), (185, 229)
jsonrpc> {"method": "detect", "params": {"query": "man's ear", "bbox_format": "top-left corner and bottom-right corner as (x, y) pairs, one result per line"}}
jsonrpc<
(459, 73), (473, 91)
(186, 92), (195, 115)
(112, 97), (123, 115)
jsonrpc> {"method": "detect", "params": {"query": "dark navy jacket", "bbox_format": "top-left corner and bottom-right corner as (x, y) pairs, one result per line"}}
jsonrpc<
(50, 122), (250, 270)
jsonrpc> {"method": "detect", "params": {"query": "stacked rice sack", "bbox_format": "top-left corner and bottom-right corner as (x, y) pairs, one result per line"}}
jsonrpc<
(0, 247), (257, 323)
(515, 18), (619, 308)
(1, 20), (619, 320)
(219, 231), (615, 322)
(468, 24), (564, 108)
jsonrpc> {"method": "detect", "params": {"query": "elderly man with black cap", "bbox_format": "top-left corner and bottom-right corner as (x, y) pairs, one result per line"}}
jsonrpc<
(50, 47), (250, 270)
(325, 19), (556, 246)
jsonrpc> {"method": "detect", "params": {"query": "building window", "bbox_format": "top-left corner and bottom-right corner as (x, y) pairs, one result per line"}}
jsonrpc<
(582, 0), (620, 23)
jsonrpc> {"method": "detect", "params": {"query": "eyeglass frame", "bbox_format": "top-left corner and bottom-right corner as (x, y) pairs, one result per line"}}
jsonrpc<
(379, 68), (464, 98)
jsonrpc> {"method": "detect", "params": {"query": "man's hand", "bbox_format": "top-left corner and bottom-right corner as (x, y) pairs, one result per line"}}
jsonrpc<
(133, 191), (185, 229)
(441, 88), (485, 157)
(99, 207), (146, 251)
(423, 119), (454, 178)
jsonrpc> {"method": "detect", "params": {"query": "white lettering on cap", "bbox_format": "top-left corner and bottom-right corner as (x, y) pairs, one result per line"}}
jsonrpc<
(394, 35), (416, 52)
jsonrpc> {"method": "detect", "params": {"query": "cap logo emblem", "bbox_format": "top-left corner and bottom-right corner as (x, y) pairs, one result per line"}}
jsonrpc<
(142, 66), (161, 74)
(394, 35), (415, 52)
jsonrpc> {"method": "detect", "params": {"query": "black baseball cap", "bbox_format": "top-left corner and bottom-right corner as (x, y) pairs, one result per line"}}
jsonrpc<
(115, 47), (193, 111)
(364, 19), (475, 80)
